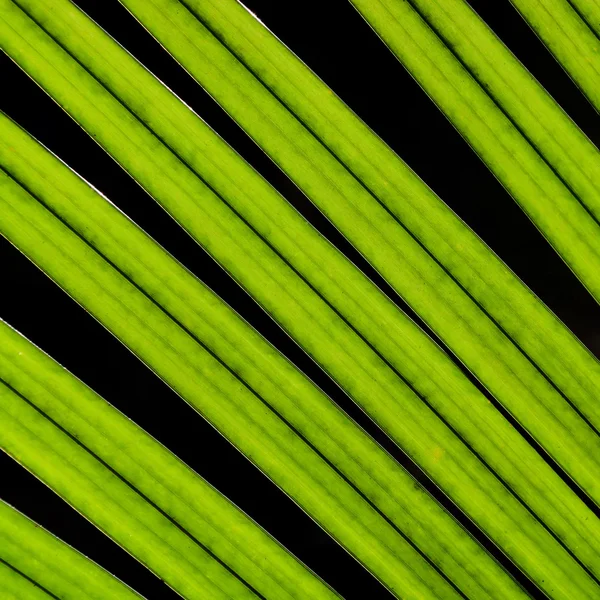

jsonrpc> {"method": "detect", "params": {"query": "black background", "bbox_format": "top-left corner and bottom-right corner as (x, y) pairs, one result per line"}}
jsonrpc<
(1, 0), (599, 598)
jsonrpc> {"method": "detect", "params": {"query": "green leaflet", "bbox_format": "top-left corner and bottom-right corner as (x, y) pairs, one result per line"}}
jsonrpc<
(100, 2), (600, 571)
(508, 0), (600, 112)
(1, 2), (599, 596)
(0, 325), (342, 600)
(356, 0), (600, 227)
(0, 381), (258, 600)
(0, 561), (52, 600)
(567, 0), (600, 38)
(349, 0), (600, 316)
(1, 374), (339, 598)
(0, 500), (143, 600)
(0, 171), (466, 599)
(150, 0), (600, 438)
(0, 117), (528, 599)
(3, 103), (600, 600)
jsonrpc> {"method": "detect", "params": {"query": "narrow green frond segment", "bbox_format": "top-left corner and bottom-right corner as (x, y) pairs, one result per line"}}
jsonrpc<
(568, 0), (600, 38)
(0, 330), (339, 600)
(3, 107), (600, 600)
(0, 120), (528, 599)
(0, 384), (259, 600)
(0, 501), (143, 600)
(0, 174), (464, 600)
(160, 0), (600, 437)
(95, 3), (600, 579)
(1, 3), (599, 596)
(365, 0), (600, 225)
(509, 0), (600, 112)
(0, 561), (53, 600)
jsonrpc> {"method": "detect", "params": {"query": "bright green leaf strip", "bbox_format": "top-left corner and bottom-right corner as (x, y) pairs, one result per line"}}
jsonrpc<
(0, 117), (531, 600)
(164, 0), (600, 435)
(65, 0), (600, 551)
(3, 105), (600, 600)
(0, 500), (143, 600)
(0, 121), (517, 600)
(113, 0), (600, 520)
(1, 3), (599, 596)
(0, 322), (341, 600)
(567, 0), (600, 38)
(0, 172), (467, 600)
(362, 0), (600, 227)
(96, 0), (600, 582)
(508, 0), (600, 112)
(0, 561), (52, 600)
(0, 383), (258, 600)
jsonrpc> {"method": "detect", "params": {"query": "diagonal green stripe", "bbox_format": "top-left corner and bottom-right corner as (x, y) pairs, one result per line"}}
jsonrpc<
(35, 0), (600, 560)
(122, 0), (600, 504)
(0, 170), (464, 598)
(0, 383), (259, 600)
(566, 0), (600, 38)
(508, 0), (600, 112)
(364, 0), (600, 225)
(0, 115), (525, 599)
(0, 561), (54, 600)
(1, 2), (599, 596)
(160, 0), (600, 438)
(0, 324), (341, 600)
(349, 0), (600, 423)
(103, 8), (600, 573)
(0, 501), (143, 600)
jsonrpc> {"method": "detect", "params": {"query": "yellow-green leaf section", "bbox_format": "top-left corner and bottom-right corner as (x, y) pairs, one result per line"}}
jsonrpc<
(1, 2), (600, 596)
(3, 104), (600, 594)
(0, 380), (259, 600)
(1, 3), (599, 595)
(508, 0), (600, 112)
(151, 0), (600, 438)
(567, 0), (600, 39)
(0, 561), (53, 600)
(0, 173), (465, 598)
(0, 112), (535, 598)
(354, 0), (600, 229)
(0, 500), (143, 600)
(0, 319), (347, 600)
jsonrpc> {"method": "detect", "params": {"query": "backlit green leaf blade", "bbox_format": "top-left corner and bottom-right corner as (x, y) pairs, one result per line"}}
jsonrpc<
(155, 0), (600, 436)
(0, 170), (465, 599)
(0, 561), (52, 600)
(106, 5), (600, 577)
(347, 0), (600, 318)
(0, 114), (530, 599)
(508, 0), (600, 112)
(2, 3), (599, 596)
(4, 93), (600, 599)
(0, 382), (259, 600)
(0, 500), (143, 600)
(355, 0), (600, 225)
(567, 0), (600, 38)
(70, 0), (600, 543)
(0, 319), (341, 600)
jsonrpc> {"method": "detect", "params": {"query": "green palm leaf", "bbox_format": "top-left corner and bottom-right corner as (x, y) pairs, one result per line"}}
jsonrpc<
(0, 149), (474, 596)
(352, 0), (600, 230)
(0, 560), (54, 600)
(147, 0), (600, 438)
(508, 0), (600, 111)
(0, 500), (142, 599)
(0, 312), (342, 599)
(566, 0), (600, 38)
(4, 3), (600, 596)
(104, 0), (600, 446)
(1, 378), (259, 599)
(1, 0), (600, 598)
